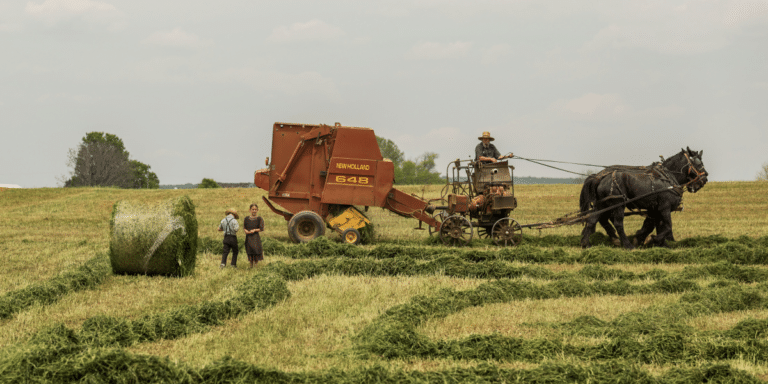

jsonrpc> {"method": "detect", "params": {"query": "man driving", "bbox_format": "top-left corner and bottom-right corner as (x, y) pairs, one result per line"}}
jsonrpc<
(475, 131), (512, 163)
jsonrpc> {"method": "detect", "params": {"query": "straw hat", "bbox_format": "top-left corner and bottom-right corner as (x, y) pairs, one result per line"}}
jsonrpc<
(225, 208), (239, 219)
(478, 131), (495, 141)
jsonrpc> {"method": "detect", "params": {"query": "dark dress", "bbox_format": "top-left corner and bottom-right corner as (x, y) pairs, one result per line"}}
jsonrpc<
(244, 216), (265, 261)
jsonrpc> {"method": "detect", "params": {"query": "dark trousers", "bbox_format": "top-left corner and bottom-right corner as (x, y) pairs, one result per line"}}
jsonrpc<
(221, 235), (238, 266)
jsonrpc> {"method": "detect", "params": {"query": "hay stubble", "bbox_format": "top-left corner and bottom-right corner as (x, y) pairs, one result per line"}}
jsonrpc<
(2, 182), (768, 381)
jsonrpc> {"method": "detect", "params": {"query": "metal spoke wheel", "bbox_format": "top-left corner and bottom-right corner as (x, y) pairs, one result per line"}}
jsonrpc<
(491, 217), (523, 246)
(440, 214), (473, 246)
(428, 211), (447, 237)
(477, 226), (492, 239)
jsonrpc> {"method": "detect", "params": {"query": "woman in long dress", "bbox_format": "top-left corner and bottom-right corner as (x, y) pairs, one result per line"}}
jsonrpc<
(243, 203), (265, 268)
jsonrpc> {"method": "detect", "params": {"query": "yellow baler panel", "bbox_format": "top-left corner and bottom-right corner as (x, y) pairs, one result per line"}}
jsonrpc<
(328, 207), (371, 231)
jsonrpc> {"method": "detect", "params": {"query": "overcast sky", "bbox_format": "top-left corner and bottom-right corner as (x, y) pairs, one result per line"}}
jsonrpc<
(2, 0), (767, 187)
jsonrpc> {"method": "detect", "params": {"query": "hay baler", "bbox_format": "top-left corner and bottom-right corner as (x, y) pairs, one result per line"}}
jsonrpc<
(254, 122), (441, 244)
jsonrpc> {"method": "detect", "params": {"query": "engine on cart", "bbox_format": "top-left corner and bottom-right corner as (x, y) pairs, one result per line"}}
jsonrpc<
(432, 160), (522, 246)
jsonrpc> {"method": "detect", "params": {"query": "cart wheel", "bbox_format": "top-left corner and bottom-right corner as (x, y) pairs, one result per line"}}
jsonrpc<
(477, 226), (492, 239)
(342, 228), (361, 245)
(428, 211), (447, 237)
(440, 215), (473, 246)
(287, 211), (326, 243)
(491, 217), (523, 246)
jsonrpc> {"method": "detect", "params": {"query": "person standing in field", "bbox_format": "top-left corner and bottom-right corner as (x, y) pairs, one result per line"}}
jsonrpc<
(218, 208), (240, 268)
(243, 203), (265, 268)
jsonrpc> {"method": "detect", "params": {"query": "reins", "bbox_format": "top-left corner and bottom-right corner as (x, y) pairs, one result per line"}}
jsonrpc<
(512, 151), (705, 187)
(510, 155), (607, 177)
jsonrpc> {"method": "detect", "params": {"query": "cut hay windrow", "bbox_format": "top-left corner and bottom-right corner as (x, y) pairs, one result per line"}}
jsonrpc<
(0, 253), (110, 320)
(412, 329), (768, 364)
(353, 277), (706, 358)
(1, 346), (762, 383)
(10, 234), (758, 325)
(261, 255), (767, 288)
(205, 235), (768, 266)
(353, 276), (768, 362)
(110, 196), (198, 276)
(67, 272), (287, 349)
(2, 259), (767, 381)
(0, 271), (290, 383)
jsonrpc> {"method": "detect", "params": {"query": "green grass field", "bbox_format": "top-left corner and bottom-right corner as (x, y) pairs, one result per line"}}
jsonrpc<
(1, 181), (768, 383)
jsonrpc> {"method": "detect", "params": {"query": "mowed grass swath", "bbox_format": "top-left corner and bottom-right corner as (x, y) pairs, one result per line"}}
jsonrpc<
(1, 181), (768, 382)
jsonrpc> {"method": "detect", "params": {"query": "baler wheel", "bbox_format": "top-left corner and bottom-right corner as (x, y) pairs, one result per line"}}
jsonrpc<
(342, 228), (362, 245)
(287, 211), (326, 243)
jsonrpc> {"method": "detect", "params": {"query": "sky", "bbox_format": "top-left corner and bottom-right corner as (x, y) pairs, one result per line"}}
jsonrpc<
(1, 0), (767, 188)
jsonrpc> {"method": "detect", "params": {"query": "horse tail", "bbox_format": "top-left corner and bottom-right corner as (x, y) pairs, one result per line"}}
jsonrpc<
(579, 174), (600, 212)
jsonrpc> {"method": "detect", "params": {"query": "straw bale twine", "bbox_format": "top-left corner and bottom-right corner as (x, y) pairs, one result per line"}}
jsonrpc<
(109, 196), (197, 276)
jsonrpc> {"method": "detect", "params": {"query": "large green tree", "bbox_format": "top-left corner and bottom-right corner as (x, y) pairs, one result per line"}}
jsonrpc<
(376, 136), (443, 185)
(375, 136), (405, 166)
(64, 132), (159, 188)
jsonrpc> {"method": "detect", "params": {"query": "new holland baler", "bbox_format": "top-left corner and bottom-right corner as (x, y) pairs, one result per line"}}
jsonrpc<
(254, 122), (441, 244)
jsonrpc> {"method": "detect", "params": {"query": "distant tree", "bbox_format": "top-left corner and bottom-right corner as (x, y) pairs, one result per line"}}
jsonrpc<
(412, 152), (444, 184)
(198, 178), (221, 188)
(64, 140), (133, 187)
(376, 136), (405, 166)
(62, 132), (159, 188)
(376, 136), (443, 185)
(130, 160), (160, 189)
(758, 162), (768, 181)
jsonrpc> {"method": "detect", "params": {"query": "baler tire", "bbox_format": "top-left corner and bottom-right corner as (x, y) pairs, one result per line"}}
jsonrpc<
(342, 228), (361, 245)
(287, 211), (326, 243)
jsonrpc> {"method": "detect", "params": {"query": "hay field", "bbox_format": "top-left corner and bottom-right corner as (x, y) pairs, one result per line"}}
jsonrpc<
(1, 181), (768, 382)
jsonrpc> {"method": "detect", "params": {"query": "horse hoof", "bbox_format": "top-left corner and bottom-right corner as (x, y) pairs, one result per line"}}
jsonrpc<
(611, 238), (622, 247)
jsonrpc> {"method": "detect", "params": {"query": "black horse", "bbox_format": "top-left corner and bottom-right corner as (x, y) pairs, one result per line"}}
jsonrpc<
(579, 147), (708, 249)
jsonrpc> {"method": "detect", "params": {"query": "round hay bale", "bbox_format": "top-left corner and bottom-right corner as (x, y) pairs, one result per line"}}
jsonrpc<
(109, 196), (198, 276)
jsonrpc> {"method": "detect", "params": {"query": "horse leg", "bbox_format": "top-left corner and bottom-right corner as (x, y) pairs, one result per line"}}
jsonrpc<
(652, 210), (674, 247)
(611, 210), (634, 249)
(598, 214), (620, 246)
(580, 214), (599, 249)
(664, 220), (676, 242)
(634, 216), (656, 246)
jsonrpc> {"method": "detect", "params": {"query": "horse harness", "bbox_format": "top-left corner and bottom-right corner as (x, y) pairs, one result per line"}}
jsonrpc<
(676, 152), (707, 189)
(590, 161), (689, 219)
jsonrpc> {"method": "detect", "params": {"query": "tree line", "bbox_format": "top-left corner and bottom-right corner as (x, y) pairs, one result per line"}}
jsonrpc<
(64, 131), (766, 188)
(376, 136), (443, 185)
